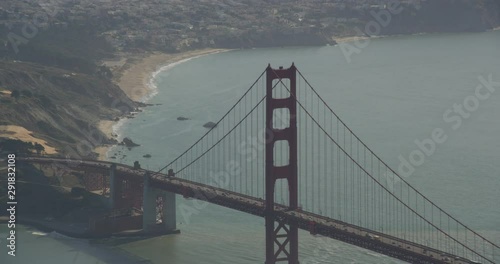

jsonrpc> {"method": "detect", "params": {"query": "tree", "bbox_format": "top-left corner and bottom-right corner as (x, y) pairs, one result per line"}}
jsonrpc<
(0, 139), (33, 155)
(133, 161), (141, 169)
(96, 65), (113, 79)
(37, 94), (53, 108)
(10, 90), (20, 100)
(34, 143), (45, 155)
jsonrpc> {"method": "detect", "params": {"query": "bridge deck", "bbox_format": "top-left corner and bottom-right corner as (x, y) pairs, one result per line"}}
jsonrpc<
(19, 157), (482, 264)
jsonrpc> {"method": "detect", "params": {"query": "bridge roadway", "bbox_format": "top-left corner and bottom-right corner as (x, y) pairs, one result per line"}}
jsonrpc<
(19, 157), (481, 264)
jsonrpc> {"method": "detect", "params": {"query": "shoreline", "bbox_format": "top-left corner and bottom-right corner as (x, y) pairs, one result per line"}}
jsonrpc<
(0, 215), (178, 239)
(94, 28), (500, 160)
(0, 215), (92, 238)
(0, 216), (155, 263)
(95, 48), (229, 160)
(333, 35), (370, 44)
(333, 26), (500, 44)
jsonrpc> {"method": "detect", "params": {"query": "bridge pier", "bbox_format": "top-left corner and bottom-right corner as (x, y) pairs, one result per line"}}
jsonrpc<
(108, 164), (120, 209)
(142, 173), (178, 234)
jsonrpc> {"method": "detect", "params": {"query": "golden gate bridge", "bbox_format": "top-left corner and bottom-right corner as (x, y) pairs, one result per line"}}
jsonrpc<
(20, 64), (499, 264)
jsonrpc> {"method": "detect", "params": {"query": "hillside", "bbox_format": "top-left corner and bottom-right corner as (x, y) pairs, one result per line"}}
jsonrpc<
(0, 60), (136, 158)
(379, 0), (500, 35)
(1, 0), (499, 53)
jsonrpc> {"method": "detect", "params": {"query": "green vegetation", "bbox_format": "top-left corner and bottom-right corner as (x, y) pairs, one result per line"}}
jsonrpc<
(10, 89), (20, 100)
(0, 25), (115, 75)
(20, 89), (32, 98)
(16, 166), (73, 217)
(1, 0), (497, 54)
(0, 163), (106, 218)
(0, 138), (44, 155)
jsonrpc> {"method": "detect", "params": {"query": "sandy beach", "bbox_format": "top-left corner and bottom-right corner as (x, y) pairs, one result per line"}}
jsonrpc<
(116, 49), (228, 102)
(95, 49), (228, 160)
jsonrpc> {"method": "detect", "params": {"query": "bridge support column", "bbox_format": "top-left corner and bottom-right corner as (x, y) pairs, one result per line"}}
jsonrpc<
(108, 164), (120, 209)
(142, 173), (178, 234)
(265, 64), (299, 264)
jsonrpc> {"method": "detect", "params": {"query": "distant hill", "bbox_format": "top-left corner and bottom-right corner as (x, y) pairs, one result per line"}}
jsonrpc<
(378, 0), (500, 35)
(1, 0), (499, 53)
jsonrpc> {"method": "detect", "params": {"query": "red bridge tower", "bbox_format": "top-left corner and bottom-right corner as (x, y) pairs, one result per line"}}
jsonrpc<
(265, 64), (299, 264)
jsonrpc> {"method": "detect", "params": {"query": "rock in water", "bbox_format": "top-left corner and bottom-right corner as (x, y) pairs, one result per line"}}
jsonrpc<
(177, 116), (190, 121)
(143, 154), (152, 158)
(203, 122), (217, 128)
(119, 137), (140, 147)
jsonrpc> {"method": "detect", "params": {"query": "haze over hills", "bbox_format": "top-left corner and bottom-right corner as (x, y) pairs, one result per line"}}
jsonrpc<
(0, 0), (499, 158)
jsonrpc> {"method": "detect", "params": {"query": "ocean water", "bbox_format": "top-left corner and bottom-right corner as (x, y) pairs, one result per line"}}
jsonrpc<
(109, 30), (500, 263)
(0, 225), (149, 263)
(3, 31), (500, 263)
